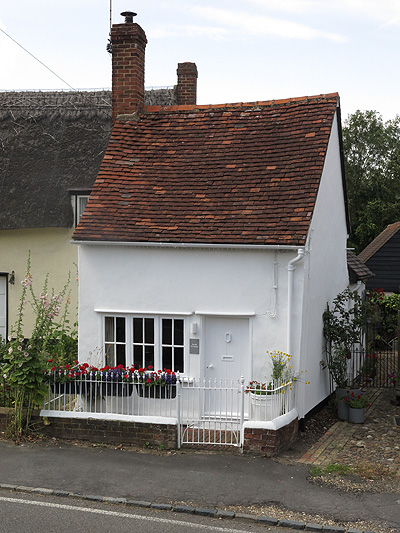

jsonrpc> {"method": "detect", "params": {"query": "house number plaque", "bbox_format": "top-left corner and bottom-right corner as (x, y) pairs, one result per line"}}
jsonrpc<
(189, 339), (200, 354)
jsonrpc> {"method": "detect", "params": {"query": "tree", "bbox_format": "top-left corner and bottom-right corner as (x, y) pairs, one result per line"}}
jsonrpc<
(342, 110), (400, 253)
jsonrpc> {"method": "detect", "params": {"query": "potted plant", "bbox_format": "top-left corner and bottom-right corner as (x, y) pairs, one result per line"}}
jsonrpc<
(135, 367), (177, 399)
(246, 380), (280, 420)
(43, 359), (82, 395)
(246, 351), (309, 421)
(322, 289), (367, 418)
(345, 391), (369, 423)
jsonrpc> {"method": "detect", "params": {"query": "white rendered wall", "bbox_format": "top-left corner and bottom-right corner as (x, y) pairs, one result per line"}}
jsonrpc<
(298, 111), (349, 417)
(77, 244), (304, 384)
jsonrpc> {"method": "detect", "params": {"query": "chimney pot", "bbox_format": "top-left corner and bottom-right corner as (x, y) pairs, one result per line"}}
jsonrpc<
(121, 11), (137, 23)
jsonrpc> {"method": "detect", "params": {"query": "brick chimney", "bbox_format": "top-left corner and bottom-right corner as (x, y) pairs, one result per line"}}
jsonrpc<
(110, 12), (147, 122)
(176, 62), (198, 106)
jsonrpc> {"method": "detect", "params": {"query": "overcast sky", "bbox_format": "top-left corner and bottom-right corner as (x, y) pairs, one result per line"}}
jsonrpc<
(1, 0), (399, 121)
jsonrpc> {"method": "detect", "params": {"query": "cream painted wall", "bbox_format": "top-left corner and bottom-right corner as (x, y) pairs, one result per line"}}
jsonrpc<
(0, 228), (79, 337)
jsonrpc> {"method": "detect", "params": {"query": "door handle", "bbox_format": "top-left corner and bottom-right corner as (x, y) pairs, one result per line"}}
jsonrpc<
(207, 364), (214, 369)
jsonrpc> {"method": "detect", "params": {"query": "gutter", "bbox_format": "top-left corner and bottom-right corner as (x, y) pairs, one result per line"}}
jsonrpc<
(71, 240), (302, 251)
(287, 249), (305, 354)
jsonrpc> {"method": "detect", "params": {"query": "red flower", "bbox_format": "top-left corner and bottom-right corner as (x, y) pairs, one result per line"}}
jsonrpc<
(48, 359), (53, 363)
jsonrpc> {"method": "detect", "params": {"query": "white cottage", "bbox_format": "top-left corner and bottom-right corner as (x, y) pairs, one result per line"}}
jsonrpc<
(73, 15), (349, 428)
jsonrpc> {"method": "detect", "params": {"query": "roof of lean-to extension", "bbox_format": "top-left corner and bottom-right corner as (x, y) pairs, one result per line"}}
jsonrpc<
(358, 222), (400, 263)
(0, 88), (176, 230)
(347, 250), (374, 282)
(73, 93), (343, 247)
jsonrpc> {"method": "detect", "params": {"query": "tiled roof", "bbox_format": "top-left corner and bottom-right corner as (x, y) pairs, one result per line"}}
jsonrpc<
(347, 251), (373, 281)
(358, 222), (400, 263)
(73, 94), (340, 245)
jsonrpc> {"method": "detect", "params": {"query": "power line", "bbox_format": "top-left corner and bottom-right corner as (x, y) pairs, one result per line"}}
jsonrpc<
(0, 27), (76, 90)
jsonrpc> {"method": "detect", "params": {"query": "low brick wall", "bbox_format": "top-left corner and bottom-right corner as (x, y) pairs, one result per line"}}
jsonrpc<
(242, 417), (298, 457)
(2, 406), (298, 455)
(33, 416), (178, 449)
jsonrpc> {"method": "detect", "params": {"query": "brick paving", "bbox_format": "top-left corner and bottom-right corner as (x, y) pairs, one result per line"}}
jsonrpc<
(298, 388), (400, 475)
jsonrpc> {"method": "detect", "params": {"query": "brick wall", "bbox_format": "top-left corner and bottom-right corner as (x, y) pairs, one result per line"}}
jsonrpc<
(2, 406), (297, 455)
(176, 62), (198, 106)
(110, 22), (147, 122)
(35, 416), (177, 449)
(242, 418), (299, 457)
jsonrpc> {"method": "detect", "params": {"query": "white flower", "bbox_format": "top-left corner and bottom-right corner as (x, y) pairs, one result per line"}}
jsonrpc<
(8, 347), (13, 354)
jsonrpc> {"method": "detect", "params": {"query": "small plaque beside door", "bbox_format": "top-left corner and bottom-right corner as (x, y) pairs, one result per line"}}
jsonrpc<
(189, 338), (200, 354)
(221, 355), (234, 362)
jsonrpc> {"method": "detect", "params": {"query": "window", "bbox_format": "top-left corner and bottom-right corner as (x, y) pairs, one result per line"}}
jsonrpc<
(161, 318), (184, 372)
(70, 190), (91, 226)
(103, 315), (185, 373)
(133, 317), (155, 369)
(105, 316), (126, 367)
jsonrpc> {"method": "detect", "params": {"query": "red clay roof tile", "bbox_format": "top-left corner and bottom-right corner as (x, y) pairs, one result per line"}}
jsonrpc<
(73, 94), (339, 245)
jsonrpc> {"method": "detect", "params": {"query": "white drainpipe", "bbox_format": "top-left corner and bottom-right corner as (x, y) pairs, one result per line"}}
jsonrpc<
(287, 248), (305, 355)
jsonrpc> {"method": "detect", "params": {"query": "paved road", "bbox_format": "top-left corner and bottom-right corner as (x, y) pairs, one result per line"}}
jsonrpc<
(0, 440), (399, 532)
(0, 492), (296, 533)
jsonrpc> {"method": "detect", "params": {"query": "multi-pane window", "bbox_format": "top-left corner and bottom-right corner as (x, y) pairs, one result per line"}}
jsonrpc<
(103, 315), (185, 372)
(133, 317), (155, 369)
(161, 318), (184, 372)
(105, 316), (126, 367)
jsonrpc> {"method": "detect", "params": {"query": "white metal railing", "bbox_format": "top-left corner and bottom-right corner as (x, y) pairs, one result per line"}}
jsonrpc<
(245, 380), (296, 422)
(40, 377), (296, 447)
(41, 377), (178, 421)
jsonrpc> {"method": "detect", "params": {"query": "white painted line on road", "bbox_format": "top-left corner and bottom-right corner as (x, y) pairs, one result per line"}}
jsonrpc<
(0, 496), (247, 532)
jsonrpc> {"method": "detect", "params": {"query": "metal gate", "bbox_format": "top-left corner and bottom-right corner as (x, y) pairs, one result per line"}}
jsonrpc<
(353, 307), (399, 388)
(178, 378), (245, 448)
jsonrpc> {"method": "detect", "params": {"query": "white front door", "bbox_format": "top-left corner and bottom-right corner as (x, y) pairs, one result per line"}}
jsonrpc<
(0, 276), (6, 341)
(204, 317), (250, 382)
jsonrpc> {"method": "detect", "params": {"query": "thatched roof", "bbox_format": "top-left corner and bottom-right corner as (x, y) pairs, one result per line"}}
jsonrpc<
(0, 88), (177, 229)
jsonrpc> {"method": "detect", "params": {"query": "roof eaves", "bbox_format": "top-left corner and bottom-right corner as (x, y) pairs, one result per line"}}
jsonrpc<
(72, 239), (304, 252)
(358, 222), (400, 263)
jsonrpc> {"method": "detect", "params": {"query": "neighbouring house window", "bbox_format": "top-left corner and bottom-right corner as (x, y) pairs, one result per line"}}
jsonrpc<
(70, 190), (91, 226)
(103, 315), (185, 372)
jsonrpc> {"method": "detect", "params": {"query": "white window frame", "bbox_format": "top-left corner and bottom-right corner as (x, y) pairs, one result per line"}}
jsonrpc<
(70, 190), (91, 226)
(102, 314), (186, 374)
